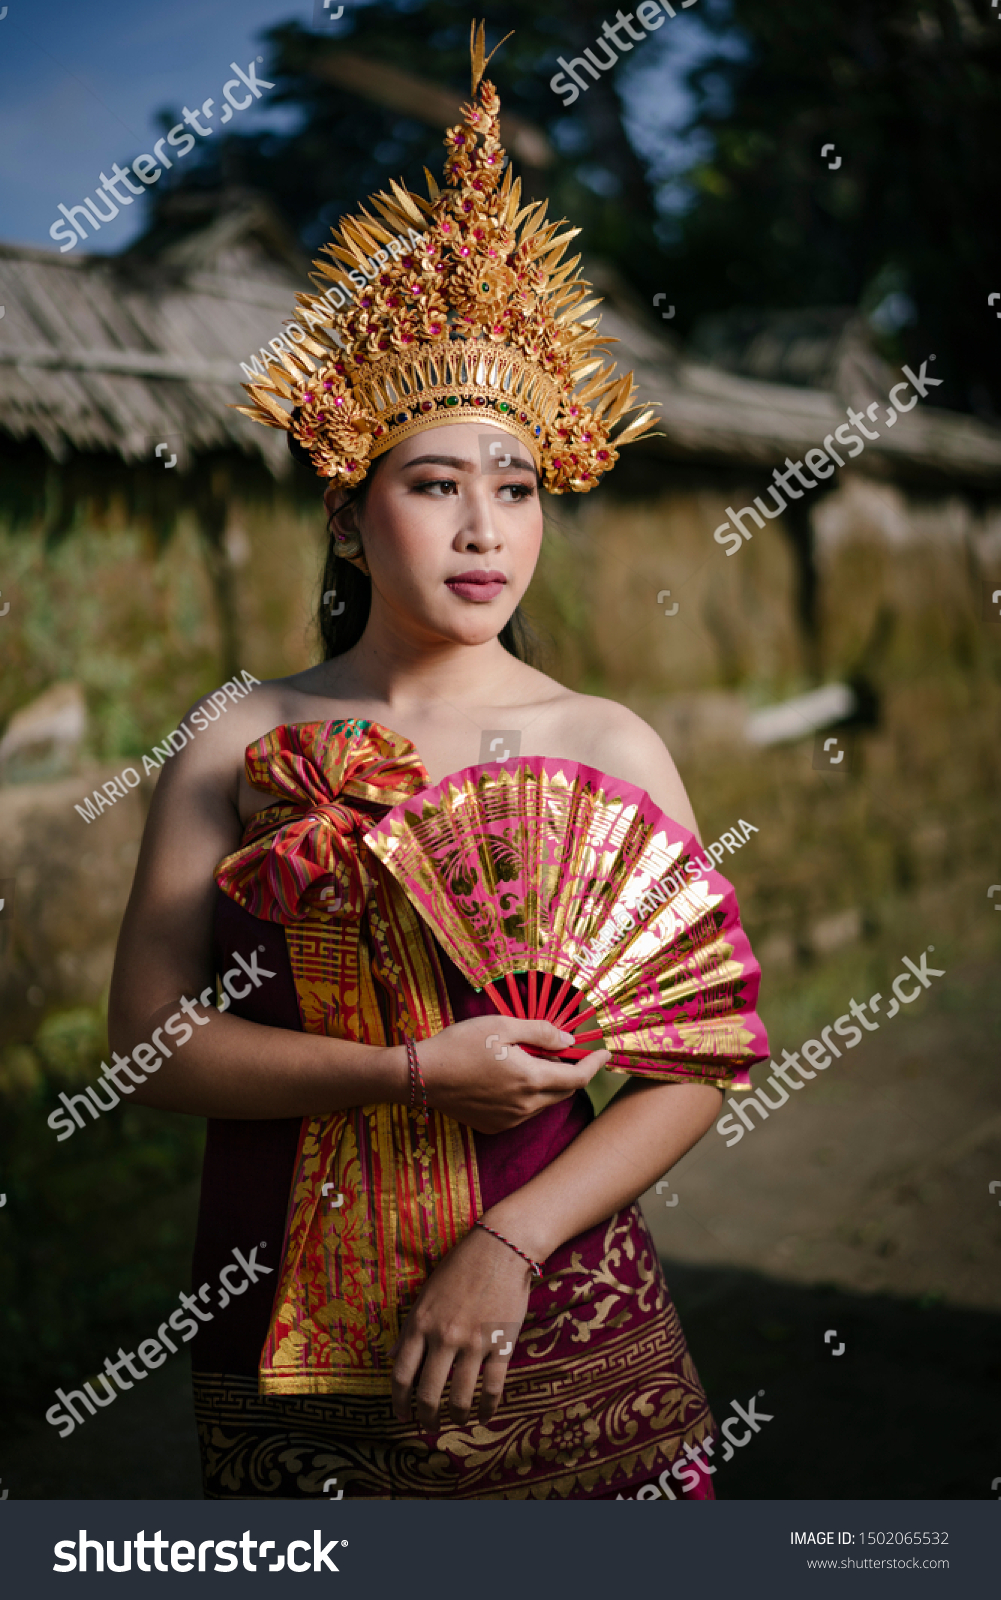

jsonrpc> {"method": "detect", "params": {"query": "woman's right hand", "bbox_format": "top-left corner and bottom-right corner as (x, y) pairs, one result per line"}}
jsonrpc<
(409, 1016), (608, 1134)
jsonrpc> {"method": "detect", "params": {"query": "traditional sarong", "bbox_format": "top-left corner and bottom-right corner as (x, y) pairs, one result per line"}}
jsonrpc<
(192, 719), (722, 1499)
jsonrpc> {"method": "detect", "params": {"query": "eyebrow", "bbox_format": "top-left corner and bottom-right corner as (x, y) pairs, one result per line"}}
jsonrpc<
(402, 452), (538, 473)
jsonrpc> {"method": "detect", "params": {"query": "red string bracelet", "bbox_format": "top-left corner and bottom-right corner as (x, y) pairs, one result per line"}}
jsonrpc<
(475, 1221), (545, 1279)
(404, 1035), (427, 1118)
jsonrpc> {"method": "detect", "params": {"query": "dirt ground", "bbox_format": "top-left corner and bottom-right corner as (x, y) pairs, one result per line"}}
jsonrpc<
(6, 874), (999, 1501)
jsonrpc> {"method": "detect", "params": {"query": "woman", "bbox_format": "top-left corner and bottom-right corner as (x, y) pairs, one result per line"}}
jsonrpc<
(109, 26), (759, 1500)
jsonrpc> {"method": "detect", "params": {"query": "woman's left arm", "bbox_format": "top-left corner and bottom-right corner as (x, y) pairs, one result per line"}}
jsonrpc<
(390, 1077), (722, 1431)
(488, 696), (722, 1252)
(482, 1076), (721, 1266)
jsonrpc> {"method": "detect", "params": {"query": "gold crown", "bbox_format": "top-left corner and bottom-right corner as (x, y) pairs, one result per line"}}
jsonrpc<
(235, 22), (658, 494)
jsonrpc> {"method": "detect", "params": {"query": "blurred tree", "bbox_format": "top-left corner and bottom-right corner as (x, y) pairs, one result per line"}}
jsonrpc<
(665, 0), (1001, 417)
(142, 0), (663, 289)
(137, 0), (1000, 418)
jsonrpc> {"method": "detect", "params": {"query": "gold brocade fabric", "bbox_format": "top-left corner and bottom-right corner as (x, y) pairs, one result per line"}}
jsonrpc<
(193, 1209), (714, 1501)
(214, 720), (482, 1396)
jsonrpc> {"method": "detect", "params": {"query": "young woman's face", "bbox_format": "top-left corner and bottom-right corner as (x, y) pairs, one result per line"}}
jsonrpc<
(324, 421), (544, 648)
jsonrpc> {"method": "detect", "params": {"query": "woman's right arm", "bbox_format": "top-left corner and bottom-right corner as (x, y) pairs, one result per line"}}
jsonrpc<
(107, 692), (590, 1126)
(107, 691), (407, 1118)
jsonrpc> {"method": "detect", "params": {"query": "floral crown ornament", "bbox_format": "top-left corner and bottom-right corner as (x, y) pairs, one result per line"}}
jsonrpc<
(234, 22), (659, 495)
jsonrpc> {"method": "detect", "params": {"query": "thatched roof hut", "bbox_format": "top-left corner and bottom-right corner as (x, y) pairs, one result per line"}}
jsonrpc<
(2, 189), (1000, 686)
(5, 193), (1000, 488)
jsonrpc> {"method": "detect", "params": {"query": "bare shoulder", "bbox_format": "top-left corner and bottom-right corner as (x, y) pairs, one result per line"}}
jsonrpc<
(544, 688), (699, 834)
(144, 673), (306, 805)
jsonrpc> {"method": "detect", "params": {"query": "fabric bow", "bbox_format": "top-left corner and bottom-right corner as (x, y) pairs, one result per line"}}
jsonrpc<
(215, 719), (429, 924)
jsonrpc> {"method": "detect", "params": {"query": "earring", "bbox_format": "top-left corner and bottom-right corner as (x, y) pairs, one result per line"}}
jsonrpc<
(335, 530), (363, 559)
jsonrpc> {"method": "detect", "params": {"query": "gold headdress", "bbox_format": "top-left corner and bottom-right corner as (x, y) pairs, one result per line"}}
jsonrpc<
(235, 22), (657, 494)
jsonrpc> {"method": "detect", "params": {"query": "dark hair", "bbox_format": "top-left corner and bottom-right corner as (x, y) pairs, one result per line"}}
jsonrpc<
(304, 435), (545, 666)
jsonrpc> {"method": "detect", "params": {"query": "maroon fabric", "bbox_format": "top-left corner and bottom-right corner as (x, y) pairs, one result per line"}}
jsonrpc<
(190, 893), (303, 1374)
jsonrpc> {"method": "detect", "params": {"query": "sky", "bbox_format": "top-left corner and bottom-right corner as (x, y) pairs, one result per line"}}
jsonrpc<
(0, 0), (325, 254)
(0, 0), (717, 256)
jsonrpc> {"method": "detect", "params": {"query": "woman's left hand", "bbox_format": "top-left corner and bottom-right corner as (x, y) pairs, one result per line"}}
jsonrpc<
(390, 1225), (534, 1428)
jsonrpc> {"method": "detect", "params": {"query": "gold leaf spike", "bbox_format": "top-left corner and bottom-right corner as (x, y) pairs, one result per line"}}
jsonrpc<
(470, 18), (485, 90)
(423, 167), (440, 202)
(548, 267), (583, 297)
(512, 200), (540, 231)
(553, 291), (591, 315)
(387, 180), (427, 225)
(270, 349), (302, 380)
(591, 386), (623, 423)
(478, 25), (513, 89)
(349, 224), (381, 255)
(576, 371), (614, 404)
(356, 209), (395, 247)
(604, 380), (640, 426)
(539, 229), (581, 260)
(232, 403), (286, 430)
(261, 368), (293, 397)
(244, 389), (292, 427)
(517, 200), (550, 238)
(614, 408), (660, 445)
(326, 244), (362, 270)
